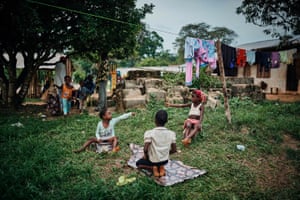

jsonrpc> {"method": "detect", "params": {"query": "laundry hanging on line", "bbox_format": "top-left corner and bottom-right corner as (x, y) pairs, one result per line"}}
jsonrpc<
(184, 37), (217, 86)
(184, 37), (298, 86)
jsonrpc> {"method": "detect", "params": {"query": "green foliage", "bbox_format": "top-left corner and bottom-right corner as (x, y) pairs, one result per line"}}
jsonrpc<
(136, 49), (180, 66)
(236, 0), (300, 37)
(137, 57), (169, 67)
(0, 0), (154, 107)
(137, 30), (164, 58)
(162, 72), (185, 86)
(72, 70), (86, 83)
(191, 67), (222, 89)
(1, 100), (300, 199)
(162, 67), (222, 89)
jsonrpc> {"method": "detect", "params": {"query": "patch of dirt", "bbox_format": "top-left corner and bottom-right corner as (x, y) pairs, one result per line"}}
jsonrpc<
(242, 134), (299, 190)
(282, 134), (299, 150)
(3, 101), (116, 120)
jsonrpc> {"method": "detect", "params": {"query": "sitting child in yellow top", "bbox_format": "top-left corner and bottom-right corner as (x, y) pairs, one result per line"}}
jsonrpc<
(166, 89), (205, 147)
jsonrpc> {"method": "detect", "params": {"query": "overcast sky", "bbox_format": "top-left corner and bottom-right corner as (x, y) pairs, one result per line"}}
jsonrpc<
(136, 0), (275, 53)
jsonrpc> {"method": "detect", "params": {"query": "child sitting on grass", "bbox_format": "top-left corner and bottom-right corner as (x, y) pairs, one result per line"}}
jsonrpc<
(74, 107), (135, 153)
(166, 89), (205, 147)
(136, 110), (177, 177)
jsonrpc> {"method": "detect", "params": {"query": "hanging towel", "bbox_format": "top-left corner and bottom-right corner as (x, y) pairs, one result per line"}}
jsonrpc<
(185, 58), (193, 86)
(246, 50), (256, 65)
(201, 39), (217, 70)
(236, 48), (247, 67)
(256, 52), (271, 72)
(279, 50), (288, 64)
(271, 52), (280, 68)
(184, 37), (201, 59)
(221, 43), (236, 69)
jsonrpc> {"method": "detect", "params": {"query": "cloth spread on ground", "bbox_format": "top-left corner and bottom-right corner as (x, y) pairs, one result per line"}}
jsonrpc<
(127, 143), (207, 186)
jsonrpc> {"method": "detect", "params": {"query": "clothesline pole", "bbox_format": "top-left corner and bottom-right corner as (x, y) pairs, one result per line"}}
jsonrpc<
(216, 40), (232, 124)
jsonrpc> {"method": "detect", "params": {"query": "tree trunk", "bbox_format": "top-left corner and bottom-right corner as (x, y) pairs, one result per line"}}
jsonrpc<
(0, 64), (8, 105)
(16, 68), (36, 106)
(7, 54), (17, 107)
(16, 52), (39, 107)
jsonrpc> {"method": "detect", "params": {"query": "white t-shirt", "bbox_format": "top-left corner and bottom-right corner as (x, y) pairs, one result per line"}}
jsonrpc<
(95, 112), (132, 140)
(54, 62), (66, 87)
(144, 127), (176, 163)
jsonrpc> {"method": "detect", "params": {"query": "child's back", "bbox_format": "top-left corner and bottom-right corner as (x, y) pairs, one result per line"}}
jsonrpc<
(136, 110), (177, 177)
(144, 126), (176, 163)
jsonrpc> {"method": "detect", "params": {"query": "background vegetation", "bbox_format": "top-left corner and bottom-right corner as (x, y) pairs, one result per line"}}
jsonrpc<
(1, 98), (299, 200)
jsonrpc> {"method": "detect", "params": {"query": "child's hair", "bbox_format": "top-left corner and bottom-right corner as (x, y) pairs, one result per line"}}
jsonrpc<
(64, 75), (71, 81)
(99, 107), (108, 119)
(155, 110), (168, 126)
(192, 90), (206, 102)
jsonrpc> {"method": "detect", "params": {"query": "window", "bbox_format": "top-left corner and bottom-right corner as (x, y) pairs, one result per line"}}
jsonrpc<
(256, 64), (270, 78)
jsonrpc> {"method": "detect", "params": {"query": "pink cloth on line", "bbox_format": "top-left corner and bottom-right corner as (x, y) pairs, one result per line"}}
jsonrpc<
(185, 60), (193, 86)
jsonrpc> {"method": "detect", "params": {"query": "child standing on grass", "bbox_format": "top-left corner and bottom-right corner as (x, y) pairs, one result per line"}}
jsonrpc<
(60, 75), (75, 116)
(74, 107), (135, 153)
(136, 110), (177, 177)
(78, 80), (88, 113)
(166, 89), (205, 147)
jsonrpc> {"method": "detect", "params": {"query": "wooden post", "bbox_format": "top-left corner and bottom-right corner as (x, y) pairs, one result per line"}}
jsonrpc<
(216, 40), (232, 124)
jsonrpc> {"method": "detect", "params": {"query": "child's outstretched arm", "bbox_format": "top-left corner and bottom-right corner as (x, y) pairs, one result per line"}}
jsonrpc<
(113, 112), (135, 123)
(165, 102), (191, 108)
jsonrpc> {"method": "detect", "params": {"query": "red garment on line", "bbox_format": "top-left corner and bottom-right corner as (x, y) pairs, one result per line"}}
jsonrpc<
(236, 48), (246, 67)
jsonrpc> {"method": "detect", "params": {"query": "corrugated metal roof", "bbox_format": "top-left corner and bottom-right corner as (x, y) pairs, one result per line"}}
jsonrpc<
(237, 35), (300, 50)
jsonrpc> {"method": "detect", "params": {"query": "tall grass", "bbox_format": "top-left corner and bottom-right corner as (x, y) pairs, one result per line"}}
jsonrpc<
(0, 99), (299, 199)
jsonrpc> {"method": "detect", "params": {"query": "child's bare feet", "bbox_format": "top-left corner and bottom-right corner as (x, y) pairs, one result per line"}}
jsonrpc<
(112, 146), (120, 152)
(159, 166), (166, 176)
(182, 138), (191, 147)
(153, 166), (159, 177)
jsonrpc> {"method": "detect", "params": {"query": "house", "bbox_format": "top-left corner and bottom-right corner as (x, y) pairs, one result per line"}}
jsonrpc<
(12, 52), (73, 98)
(235, 36), (300, 102)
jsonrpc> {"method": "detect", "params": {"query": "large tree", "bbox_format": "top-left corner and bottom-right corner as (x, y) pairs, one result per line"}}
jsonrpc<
(137, 30), (164, 58)
(236, 0), (300, 38)
(0, 0), (153, 108)
(174, 22), (238, 63)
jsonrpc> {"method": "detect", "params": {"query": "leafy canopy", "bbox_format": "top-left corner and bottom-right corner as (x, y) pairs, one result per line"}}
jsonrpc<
(236, 0), (300, 38)
(137, 30), (164, 58)
(0, 0), (153, 107)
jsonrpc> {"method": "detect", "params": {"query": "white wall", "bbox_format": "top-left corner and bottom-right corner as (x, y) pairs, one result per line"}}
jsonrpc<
(237, 63), (300, 94)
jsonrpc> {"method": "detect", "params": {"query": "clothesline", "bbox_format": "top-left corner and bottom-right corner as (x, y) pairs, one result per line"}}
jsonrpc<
(184, 36), (298, 86)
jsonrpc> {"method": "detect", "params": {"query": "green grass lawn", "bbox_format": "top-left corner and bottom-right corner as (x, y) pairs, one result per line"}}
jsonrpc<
(1, 98), (300, 200)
